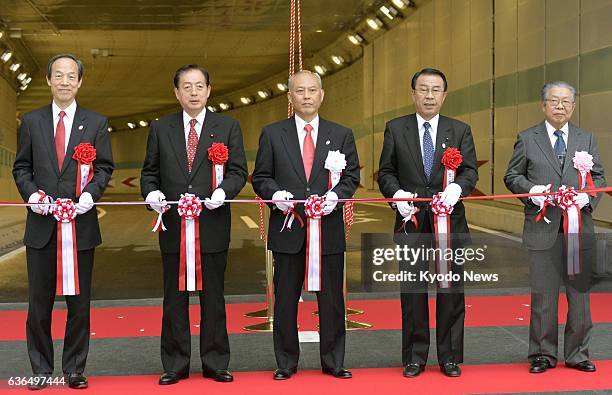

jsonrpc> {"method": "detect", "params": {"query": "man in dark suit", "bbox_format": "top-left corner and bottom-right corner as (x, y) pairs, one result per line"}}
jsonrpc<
(378, 68), (478, 378)
(141, 64), (247, 385)
(13, 53), (114, 390)
(504, 81), (605, 374)
(252, 70), (360, 380)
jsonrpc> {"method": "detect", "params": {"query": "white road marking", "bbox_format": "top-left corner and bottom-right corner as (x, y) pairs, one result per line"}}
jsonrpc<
(240, 215), (258, 229)
(298, 331), (320, 343)
(468, 224), (522, 243)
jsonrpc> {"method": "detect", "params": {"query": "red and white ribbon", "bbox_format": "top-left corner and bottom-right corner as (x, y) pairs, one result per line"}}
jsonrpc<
(208, 142), (229, 190)
(554, 186), (582, 277)
(431, 194), (453, 289)
(344, 201), (354, 241)
(72, 143), (96, 198)
(573, 151), (596, 197)
(304, 195), (325, 291)
(53, 199), (79, 296)
(212, 164), (224, 190)
(177, 194), (203, 291)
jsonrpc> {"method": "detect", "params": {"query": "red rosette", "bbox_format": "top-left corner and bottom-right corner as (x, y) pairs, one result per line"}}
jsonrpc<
(441, 147), (462, 171)
(177, 194), (202, 220)
(304, 195), (325, 220)
(208, 142), (229, 165)
(72, 143), (97, 163)
(53, 198), (77, 223)
(554, 185), (578, 210)
(430, 193), (454, 216)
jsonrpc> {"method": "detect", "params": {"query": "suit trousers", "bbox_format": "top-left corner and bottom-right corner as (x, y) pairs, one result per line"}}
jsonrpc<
(25, 228), (94, 375)
(272, 247), (346, 371)
(400, 213), (465, 366)
(528, 224), (593, 365)
(161, 251), (230, 375)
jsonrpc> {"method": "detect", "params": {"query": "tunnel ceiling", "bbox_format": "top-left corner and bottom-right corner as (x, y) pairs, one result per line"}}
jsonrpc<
(1, 0), (376, 118)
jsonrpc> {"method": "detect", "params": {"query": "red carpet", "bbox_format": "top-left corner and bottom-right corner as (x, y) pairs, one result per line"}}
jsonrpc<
(0, 293), (611, 341)
(1, 361), (611, 394)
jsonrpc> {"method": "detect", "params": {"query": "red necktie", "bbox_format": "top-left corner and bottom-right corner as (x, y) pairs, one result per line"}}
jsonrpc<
(187, 118), (198, 172)
(303, 124), (315, 181)
(55, 111), (66, 170)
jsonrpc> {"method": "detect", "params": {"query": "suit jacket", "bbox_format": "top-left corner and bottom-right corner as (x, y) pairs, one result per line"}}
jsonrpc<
(13, 104), (114, 250)
(251, 116), (360, 255)
(140, 111), (247, 254)
(378, 114), (478, 244)
(504, 121), (606, 250)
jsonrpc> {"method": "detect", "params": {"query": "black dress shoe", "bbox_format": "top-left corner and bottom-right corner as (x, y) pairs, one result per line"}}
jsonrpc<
(403, 363), (425, 378)
(273, 367), (297, 380)
(158, 371), (188, 385)
(566, 360), (596, 372)
(27, 374), (51, 391)
(67, 373), (88, 389)
(530, 357), (553, 373)
(322, 367), (352, 379)
(440, 362), (461, 377)
(203, 369), (234, 382)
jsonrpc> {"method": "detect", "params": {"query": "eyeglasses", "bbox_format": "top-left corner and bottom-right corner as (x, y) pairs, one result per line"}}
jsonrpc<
(414, 87), (445, 96)
(545, 98), (574, 108)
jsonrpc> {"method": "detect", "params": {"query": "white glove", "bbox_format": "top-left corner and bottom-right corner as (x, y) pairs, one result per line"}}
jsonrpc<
(576, 192), (590, 209)
(440, 183), (462, 207)
(393, 190), (415, 218)
(272, 190), (295, 212)
(75, 192), (95, 215)
(529, 184), (551, 208)
(28, 191), (51, 215)
(145, 190), (167, 214)
(204, 188), (226, 210)
(322, 191), (338, 216)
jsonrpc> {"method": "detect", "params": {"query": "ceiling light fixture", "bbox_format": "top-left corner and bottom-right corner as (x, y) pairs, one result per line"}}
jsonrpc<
(331, 55), (345, 65)
(257, 89), (272, 99)
(1, 51), (12, 62)
(391, 0), (414, 9)
(314, 65), (327, 75)
(17, 72), (27, 81)
(240, 96), (253, 105)
(207, 105), (217, 112)
(23, 77), (32, 85)
(138, 120), (148, 127)
(380, 5), (399, 20)
(348, 33), (364, 45)
(20, 84), (28, 91)
(276, 83), (288, 92)
(107, 126), (114, 132)
(127, 122), (136, 129)
(9, 63), (20, 72)
(367, 17), (384, 30)
(219, 102), (232, 111)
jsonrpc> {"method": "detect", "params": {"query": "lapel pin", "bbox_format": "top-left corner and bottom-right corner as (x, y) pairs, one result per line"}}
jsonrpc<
(325, 140), (330, 145)
(78, 125), (84, 131)
(209, 134), (214, 138)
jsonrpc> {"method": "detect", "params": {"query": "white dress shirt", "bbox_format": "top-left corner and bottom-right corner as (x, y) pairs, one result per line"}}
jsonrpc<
(295, 114), (319, 155)
(416, 113), (439, 157)
(545, 120), (569, 150)
(52, 100), (77, 153)
(182, 108), (207, 148)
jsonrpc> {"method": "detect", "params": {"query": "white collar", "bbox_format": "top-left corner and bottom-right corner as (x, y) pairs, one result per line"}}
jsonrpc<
(52, 100), (77, 120)
(545, 120), (569, 137)
(295, 114), (319, 132)
(182, 108), (207, 128)
(416, 113), (439, 132)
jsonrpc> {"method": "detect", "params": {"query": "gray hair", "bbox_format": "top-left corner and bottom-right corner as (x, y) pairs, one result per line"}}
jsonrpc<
(541, 81), (576, 102)
(47, 53), (84, 81)
(288, 70), (323, 90)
